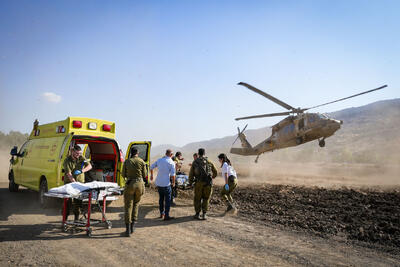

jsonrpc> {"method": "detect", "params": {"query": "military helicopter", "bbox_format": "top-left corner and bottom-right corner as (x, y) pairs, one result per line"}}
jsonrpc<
(230, 82), (387, 162)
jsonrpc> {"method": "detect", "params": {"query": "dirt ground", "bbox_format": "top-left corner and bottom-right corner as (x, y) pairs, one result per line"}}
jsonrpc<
(1, 149), (400, 266)
(1, 183), (400, 266)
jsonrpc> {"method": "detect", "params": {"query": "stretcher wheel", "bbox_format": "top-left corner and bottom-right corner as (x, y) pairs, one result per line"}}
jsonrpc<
(107, 222), (112, 229)
(86, 228), (92, 237)
(62, 224), (68, 232)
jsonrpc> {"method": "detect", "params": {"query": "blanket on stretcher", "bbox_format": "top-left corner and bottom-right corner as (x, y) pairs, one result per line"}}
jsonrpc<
(44, 181), (121, 199)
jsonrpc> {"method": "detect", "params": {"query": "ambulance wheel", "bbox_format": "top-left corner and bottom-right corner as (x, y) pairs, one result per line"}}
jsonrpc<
(8, 172), (19, 192)
(39, 179), (49, 208)
(86, 228), (92, 237)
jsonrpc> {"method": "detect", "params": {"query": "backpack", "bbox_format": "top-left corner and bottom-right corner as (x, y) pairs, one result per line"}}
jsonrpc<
(193, 157), (213, 185)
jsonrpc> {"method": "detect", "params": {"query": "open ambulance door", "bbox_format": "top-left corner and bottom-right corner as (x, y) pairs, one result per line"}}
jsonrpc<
(120, 141), (152, 187)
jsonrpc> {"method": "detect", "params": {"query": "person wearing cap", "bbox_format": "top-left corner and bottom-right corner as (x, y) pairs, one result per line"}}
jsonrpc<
(188, 148), (217, 220)
(150, 149), (176, 221)
(122, 147), (147, 237)
(63, 144), (92, 221)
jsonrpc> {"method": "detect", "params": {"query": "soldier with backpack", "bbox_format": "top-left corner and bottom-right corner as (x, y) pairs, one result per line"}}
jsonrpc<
(188, 148), (217, 220)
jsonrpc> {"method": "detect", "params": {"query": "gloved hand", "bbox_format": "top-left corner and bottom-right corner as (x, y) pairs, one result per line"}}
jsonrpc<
(73, 170), (82, 176)
(224, 184), (229, 191)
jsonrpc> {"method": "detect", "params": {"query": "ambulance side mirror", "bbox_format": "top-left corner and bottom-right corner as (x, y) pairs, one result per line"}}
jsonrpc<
(10, 146), (18, 156)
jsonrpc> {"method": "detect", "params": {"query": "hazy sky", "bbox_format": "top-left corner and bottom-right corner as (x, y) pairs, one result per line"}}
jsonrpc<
(0, 0), (398, 150)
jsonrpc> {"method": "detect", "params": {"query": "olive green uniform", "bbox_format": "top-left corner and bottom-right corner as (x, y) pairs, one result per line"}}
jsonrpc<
(221, 176), (238, 204)
(171, 157), (181, 201)
(63, 155), (88, 183)
(188, 157), (217, 214)
(173, 158), (182, 172)
(122, 156), (147, 224)
(63, 155), (90, 218)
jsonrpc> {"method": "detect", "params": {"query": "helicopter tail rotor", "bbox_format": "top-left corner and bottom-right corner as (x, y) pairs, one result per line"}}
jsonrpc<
(232, 124), (248, 145)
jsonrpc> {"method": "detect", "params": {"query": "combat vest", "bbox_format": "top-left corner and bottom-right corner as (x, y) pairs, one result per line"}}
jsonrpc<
(193, 157), (213, 185)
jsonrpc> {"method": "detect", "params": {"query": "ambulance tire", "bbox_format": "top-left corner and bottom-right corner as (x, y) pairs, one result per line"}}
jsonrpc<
(39, 179), (50, 208)
(8, 172), (19, 192)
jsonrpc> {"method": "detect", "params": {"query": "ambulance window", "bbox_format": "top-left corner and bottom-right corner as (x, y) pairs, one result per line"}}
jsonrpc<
(84, 145), (91, 158)
(129, 144), (149, 161)
(19, 141), (29, 156)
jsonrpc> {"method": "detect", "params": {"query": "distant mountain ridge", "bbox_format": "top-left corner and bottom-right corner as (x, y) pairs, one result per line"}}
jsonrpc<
(152, 98), (400, 164)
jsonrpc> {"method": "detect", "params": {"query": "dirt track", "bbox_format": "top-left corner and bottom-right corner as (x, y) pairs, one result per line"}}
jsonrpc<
(1, 179), (400, 267)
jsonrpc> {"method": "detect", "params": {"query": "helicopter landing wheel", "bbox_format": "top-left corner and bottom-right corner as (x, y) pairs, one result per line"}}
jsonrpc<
(296, 137), (303, 145)
(319, 139), (325, 147)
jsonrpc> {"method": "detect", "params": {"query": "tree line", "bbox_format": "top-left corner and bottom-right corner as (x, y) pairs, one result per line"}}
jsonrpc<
(0, 131), (29, 150)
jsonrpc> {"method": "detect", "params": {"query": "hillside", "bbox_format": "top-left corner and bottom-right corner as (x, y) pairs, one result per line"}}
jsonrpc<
(152, 99), (400, 165)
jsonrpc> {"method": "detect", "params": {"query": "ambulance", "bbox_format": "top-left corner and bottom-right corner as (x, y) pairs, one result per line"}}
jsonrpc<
(8, 117), (151, 207)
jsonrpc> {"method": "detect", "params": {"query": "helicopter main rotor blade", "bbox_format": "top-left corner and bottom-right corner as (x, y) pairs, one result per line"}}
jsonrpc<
(303, 85), (387, 111)
(235, 111), (291, 121)
(238, 82), (295, 111)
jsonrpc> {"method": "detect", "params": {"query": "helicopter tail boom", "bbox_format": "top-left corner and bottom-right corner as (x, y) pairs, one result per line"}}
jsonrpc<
(230, 147), (258, 156)
(231, 126), (256, 155)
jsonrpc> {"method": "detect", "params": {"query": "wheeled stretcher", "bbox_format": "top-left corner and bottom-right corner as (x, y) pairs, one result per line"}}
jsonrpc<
(45, 181), (122, 237)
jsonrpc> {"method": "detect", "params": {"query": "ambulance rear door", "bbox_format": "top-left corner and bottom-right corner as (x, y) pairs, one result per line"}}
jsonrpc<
(122, 141), (152, 186)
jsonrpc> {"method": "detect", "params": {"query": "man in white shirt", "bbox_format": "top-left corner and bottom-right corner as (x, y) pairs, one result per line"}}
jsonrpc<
(150, 149), (176, 220)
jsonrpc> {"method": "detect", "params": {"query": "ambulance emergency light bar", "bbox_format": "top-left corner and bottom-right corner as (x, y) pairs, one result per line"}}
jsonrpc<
(72, 120), (110, 132)
(30, 117), (116, 139)
(72, 120), (82, 128)
(102, 124), (111, 131)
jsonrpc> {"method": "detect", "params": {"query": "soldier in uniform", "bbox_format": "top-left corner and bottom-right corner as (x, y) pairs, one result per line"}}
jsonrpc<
(122, 147), (147, 237)
(188, 148), (217, 220)
(63, 144), (92, 221)
(188, 153), (198, 167)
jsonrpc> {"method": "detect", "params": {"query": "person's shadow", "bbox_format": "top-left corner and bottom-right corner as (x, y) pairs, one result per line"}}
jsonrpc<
(114, 203), (194, 230)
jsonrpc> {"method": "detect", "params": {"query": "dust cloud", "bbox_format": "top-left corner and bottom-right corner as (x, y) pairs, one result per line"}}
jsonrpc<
(0, 150), (10, 183)
(233, 160), (400, 189)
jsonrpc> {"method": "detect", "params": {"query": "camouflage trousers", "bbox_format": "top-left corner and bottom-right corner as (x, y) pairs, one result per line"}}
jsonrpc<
(124, 180), (145, 224)
(194, 181), (213, 213)
(221, 176), (237, 204)
(64, 181), (82, 218)
(65, 198), (82, 218)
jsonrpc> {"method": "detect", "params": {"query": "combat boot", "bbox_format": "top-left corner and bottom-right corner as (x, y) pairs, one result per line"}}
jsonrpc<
(226, 203), (233, 212)
(193, 212), (201, 220)
(130, 222), (135, 234)
(202, 212), (207, 220)
(125, 224), (131, 237)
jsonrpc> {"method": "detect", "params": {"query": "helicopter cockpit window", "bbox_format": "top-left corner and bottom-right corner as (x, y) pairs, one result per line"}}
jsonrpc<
(318, 113), (328, 119)
(282, 124), (295, 134)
